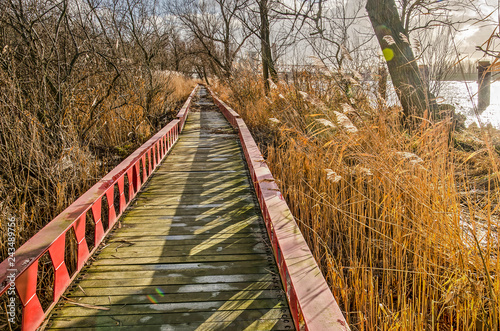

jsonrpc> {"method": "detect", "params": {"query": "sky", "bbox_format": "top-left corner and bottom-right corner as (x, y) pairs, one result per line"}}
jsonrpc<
(454, 0), (499, 60)
(269, 0), (500, 67)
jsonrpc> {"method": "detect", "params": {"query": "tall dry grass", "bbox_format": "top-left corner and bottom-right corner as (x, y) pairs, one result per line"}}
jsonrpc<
(0, 70), (195, 329)
(0, 72), (195, 264)
(214, 70), (500, 330)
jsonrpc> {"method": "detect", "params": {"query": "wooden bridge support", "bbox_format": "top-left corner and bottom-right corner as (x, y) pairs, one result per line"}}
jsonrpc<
(478, 60), (491, 111)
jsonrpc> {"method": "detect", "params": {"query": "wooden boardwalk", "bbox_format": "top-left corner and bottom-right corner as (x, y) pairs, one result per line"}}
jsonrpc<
(45, 88), (294, 330)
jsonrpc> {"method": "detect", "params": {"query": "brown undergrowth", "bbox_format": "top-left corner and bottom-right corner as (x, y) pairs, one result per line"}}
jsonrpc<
(213, 70), (500, 330)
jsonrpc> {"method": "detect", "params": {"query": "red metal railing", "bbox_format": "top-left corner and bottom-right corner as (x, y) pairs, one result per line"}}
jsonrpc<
(0, 84), (200, 331)
(206, 86), (350, 331)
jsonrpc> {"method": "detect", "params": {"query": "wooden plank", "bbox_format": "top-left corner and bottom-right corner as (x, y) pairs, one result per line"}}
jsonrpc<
(86, 259), (275, 272)
(156, 156), (244, 163)
(117, 214), (260, 226)
(174, 142), (239, 148)
(67, 282), (278, 296)
(91, 255), (270, 266)
(48, 309), (292, 329)
(97, 242), (267, 257)
(141, 176), (250, 188)
(74, 273), (276, 288)
(117, 215), (260, 226)
(78, 265), (276, 278)
(114, 217), (261, 232)
(108, 234), (265, 244)
(156, 163), (246, 172)
(140, 170), (247, 178)
(105, 236), (261, 247)
(47, 320), (291, 331)
(169, 150), (241, 156)
(107, 224), (263, 234)
(53, 299), (287, 317)
(132, 193), (254, 206)
(61, 291), (282, 305)
(121, 204), (257, 217)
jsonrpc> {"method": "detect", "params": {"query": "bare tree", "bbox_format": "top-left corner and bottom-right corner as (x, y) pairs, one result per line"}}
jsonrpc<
(171, 0), (253, 79)
(258, 0), (277, 92)
(366, 0), (484, 126)
(366, 0), (435, 125)
(269, 0), (375, 99)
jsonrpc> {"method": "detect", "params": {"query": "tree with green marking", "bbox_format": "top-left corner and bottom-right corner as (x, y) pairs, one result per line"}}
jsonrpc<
(365, 0), (437, 127)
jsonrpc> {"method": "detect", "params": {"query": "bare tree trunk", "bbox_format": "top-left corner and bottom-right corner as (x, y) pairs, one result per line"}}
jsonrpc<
(259, 0), (277, 93)
(365, 0), (436, 127)
(202, 65), (209, 85)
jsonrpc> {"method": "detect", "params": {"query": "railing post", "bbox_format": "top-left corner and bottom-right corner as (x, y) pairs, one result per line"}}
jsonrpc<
(48, 235), (71, 300)
(126, 170), (134, 201)
(74, 214), (90, 269)
(134, 161), (141, 192)
(117, 176), (126, 214)
(16, 263), (45, 331)
(91, 199), (104, 244)
(105, 186), (117, 227)
(141, 155), (148, 183)
(147, 150), (152, 174)
(152, 145), (157, 169)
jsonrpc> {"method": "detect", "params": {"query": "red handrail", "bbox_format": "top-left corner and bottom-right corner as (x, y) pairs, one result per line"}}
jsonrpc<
(0, 84), (200, 331)
(206, 85), (350, 331)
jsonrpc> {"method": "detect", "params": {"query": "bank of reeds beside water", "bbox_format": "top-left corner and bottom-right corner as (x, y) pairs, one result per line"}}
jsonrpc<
(213, 70), (500, 330)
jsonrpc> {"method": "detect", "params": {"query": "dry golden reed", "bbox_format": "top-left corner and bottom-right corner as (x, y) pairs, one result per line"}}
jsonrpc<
(215, 69), (500, 330)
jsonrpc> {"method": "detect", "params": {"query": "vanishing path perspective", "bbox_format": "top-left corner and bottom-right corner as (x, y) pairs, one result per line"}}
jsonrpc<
(44, 87), (295, 330)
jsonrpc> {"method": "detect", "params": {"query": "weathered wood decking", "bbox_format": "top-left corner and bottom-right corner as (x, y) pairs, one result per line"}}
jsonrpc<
(44, 88), (294, 330)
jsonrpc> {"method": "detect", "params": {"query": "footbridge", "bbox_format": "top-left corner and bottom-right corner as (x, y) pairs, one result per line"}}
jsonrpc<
(0, 85), (348, 330)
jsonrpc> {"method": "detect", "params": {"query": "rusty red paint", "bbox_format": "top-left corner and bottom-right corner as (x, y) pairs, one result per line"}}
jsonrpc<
(0, 85), (199, 331)
(206, 85), (350, 331)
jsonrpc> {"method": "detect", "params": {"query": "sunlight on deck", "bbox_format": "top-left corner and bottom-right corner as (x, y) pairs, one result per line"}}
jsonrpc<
(194, 278), (272, 331)
(190, 219), (255, 255)
(242, 303), (283, 330)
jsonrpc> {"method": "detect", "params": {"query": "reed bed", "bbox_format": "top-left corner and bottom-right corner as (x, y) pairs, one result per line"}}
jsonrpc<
(214, 70), (500, 330)
(0, 72), (195, 329)
(0, 73), (195, 262)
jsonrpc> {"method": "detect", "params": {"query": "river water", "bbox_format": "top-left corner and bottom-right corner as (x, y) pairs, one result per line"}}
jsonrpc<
(380, 81), (500, 128)
(438, 81), (500, 128)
